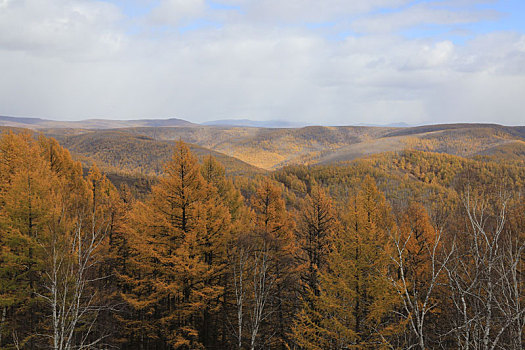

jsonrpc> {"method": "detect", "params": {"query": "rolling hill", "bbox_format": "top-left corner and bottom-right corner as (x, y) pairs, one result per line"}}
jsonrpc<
(104, 123), (525, 169)
(45, 130), (264, 177)
(2, 119), (524, 177)
(114, 125), (393, 169)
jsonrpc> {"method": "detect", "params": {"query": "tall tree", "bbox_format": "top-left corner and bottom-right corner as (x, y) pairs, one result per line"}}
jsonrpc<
(37, 164), (114, 350)
(0, 132), (53, 349)
(295, 185), (339, 297)
(247, 179), (297, 350)
(123, 141), (230, 349)
(292, 176), (401, 349)
(388, 202), (453, 349)
(0, 132), (114, 349)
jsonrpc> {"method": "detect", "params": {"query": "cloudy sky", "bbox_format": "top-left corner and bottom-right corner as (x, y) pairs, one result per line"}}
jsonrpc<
(0, 0), (524, 125)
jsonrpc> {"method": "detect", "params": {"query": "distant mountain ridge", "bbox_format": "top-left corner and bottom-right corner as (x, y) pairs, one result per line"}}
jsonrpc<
(0, 115), (309, 129)
(356, 122), (413, 128)
(0, 115), (195, 129)
(202, 119), (307, 128)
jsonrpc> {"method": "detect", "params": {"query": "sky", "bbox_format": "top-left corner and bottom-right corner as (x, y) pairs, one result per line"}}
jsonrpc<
(0, 0), (524, 125)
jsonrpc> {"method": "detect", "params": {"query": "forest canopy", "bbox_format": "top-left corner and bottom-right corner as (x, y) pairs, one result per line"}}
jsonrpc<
(0, 131), (524, 349)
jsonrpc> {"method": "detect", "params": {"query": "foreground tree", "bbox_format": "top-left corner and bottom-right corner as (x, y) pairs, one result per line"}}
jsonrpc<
(445, 186), (525, 350)
(292, 176), (401, 349)
(0, 132), (46, 348)
(38, 165), (116, 350)
(388, 202), (453, 349)
(123, 141), (231, 349)
(228, 179), (297, 350)
(295, 185), (339, 298)
(0, 133), (115, 349)
(250, 179), (297, 350)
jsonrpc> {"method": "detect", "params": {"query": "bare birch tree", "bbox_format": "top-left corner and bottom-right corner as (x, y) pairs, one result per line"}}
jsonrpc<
(229, 240), (277, 350)
(389, 225), (453, 349)
(38, 201), (111, 350)
(249, 242), (276, 350)
(0, 306), (5, 347)
(445, 188), (525, 350)
(231, 246), (249, 349)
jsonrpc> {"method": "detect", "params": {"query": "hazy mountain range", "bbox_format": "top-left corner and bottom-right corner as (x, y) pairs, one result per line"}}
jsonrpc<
(1, 115), (414, 129)
(0, 115), (195, 129)
(202, 119), (308, 128)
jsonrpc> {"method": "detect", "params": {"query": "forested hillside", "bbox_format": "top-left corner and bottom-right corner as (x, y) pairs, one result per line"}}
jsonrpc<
(48, 130), (264, 177)
(0, 130), (524, 349)
(44, 123), (525, 170)
(4, 121), (523, 171)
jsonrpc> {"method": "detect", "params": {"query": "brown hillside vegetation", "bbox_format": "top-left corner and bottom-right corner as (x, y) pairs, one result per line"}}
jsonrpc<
(1, 127), (266, 197)
(45, 123), (525, 170)
(3, 123), (524, 181)
(275, 150), (525, 214)
(316, 126), (524, 164)
(116, 125), (391, 169)
(4, 119), (525, 171)
(474, 140), (525, 162)
(42, 129), (265, 177)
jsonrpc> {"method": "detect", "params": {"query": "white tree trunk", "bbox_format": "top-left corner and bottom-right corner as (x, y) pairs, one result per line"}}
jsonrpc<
(446, 189), (525, 350)
(0, 306), (6, 347)
(249, 243), (275, 350)
(39, 205), (110, 350)
(388, 226), (453, 349)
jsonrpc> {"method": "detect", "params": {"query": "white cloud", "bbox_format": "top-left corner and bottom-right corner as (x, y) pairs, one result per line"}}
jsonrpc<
(0, 0), (125, 59)
(427, 72), (525, 125)
(239, 0), (412, 23)
(148, 0), (207, 26)
(351, 3), (500, 34)
(0, 0), (524, 125)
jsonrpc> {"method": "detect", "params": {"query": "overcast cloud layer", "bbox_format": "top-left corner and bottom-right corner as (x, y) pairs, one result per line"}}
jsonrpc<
(0, 0), (524, 125)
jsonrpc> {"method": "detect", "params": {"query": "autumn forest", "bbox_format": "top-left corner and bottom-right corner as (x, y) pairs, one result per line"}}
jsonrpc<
(0, 126), (524, 350)
(3, 0), (525, 348)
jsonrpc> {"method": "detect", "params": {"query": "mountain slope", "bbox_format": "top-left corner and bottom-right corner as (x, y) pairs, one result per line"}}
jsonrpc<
(47, 130), (264, 177)
(4, 119), (524, 171)
(474, 140), (525, 162)
(118, 125), (393, 169)
(115, 124), (525, 169)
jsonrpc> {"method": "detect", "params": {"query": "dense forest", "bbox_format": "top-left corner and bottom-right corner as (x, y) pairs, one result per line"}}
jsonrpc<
(1, 131), (524, 349)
